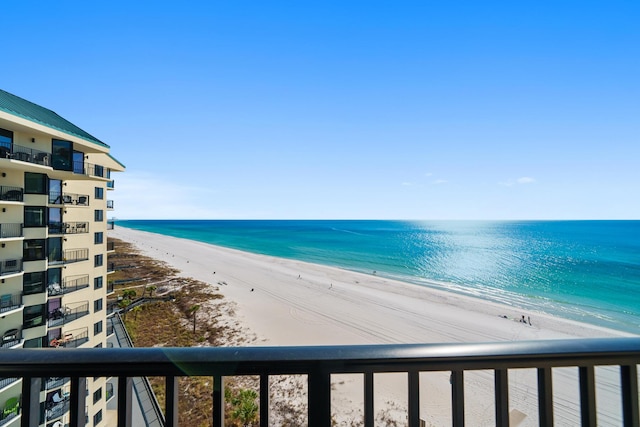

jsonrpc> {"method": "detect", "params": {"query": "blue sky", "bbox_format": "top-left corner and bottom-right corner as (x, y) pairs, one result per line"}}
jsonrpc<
(3, 1), (639, 219)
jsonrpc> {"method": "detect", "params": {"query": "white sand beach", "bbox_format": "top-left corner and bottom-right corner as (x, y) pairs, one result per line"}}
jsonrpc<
(111, 227), (631, 426)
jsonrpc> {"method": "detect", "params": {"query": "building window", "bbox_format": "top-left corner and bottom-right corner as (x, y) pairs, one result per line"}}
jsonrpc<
(94, 321), (103, 335)
(52, 139), (73, 171)
(47, 237), (63, 263)
(94, 254), (103, 267)
(94, 210), (104, 222)
(73, 150), (85, 174)
(24, 206), (46, 227)
(49, 179), (63, 204)
(0, 127), (13, 149)
(93, 409), (103, 426)
(25, 172), (47, 194)
(94, 298), (103, 312)
(94, 232), (104, 244)
(23, 272), (46, 295)
(23, 304), (46, 329)
(95, 187), (104, 199)
(93, 387), (102, 404)
(24, 239), (46, 261)
(94, 276), (103, 289)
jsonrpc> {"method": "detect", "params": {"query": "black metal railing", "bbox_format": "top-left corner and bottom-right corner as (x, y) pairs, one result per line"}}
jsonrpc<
(107, 262), (115, 273)
(107, 281), (114, 294)
(107, 240), (115, 251)
(63, 274), (90, 292)
(48, 303), (90, 328)
(106, 199), (114, 209)
(49, 191), (90, 206)
(0, 293), (22, 314)
(0, 258), (21, 276)
(63, 221), (89, 234)
(0, 185), (23, 202)
(0, 223), (23, 239)
(1, 338), (639, 427)
(10, 143), (51, 166)
(106, 221), (115, 230)
(0, 329), (21, 349)
(44, 376), (70, 391)
(0, 377), (19, 390)
(63, 248), (89, 263)
(48, 328), (89, 349)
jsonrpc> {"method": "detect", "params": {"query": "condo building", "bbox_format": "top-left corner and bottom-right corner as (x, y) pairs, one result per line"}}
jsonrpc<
(0, 89), (124, 426)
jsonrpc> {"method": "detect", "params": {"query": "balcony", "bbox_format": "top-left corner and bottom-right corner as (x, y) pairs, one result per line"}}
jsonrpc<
(107, 240), (115, 252)
(49, 191), (90, 206)
(44, 376), (69, 391)
(0, 394), (20, 427)
(0, 142), (50, 166)
(107, 262), (115, 273)
(47, 275), (90, 296)
(0, 186), (23, 203)
(0, 338), (639, 427)
(106, 199), (114, 209)
(0, 223), (23, 239)
(0, 293), (22, 315)
(106, 281), (114, 295)
(48, 302), (89, 328)
(0, 259), (21, 276)
(62, 221), (89, 234)
(107, 180), (115, 189)
(62, 248), (89, 264)
(48, 327), (88, 348)
(73, 161), (106, 178)
(1, 329), (21, 349)
(44, 387), (70, 423)
(50, 221), (90, 235)
(106, 220), (115, 230)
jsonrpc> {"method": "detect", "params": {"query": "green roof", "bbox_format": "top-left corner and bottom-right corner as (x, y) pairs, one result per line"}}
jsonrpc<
(0, 89), (109, 149)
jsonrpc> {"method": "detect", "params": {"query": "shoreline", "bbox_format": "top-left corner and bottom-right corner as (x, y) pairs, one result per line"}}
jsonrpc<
(112, 226), (629, 345)
(111, 226), (631, 425)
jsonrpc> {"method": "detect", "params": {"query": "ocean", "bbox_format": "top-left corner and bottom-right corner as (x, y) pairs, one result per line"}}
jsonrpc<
(118, 220), (640, 334)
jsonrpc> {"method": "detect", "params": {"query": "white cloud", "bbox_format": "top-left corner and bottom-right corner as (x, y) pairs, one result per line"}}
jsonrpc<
(499, 176), (536, 187)
(517, 177), (535, 184)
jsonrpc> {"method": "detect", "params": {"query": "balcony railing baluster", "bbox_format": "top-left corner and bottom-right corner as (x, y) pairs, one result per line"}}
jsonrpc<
(538, 367), (554, 426)
(495, 368), (509, 427)
(621, 364), (639, 426)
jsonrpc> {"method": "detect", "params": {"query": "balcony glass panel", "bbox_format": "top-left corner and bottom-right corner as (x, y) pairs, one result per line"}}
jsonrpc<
(24, 206), (46, 227)
(47, 237), (63, 264)
(25, 172), (47, 194)
(23, 303), (46, 329)
(24, 239), (46, 261)
(24, 271), (46, 295)
(48, 179), (62, 204)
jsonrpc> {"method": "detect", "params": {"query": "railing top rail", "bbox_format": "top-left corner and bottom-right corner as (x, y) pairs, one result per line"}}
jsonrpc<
(1, 337), (639, 377)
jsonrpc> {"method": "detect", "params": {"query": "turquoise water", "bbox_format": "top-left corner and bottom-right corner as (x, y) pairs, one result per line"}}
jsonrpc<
(118, 220), (640, 334)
